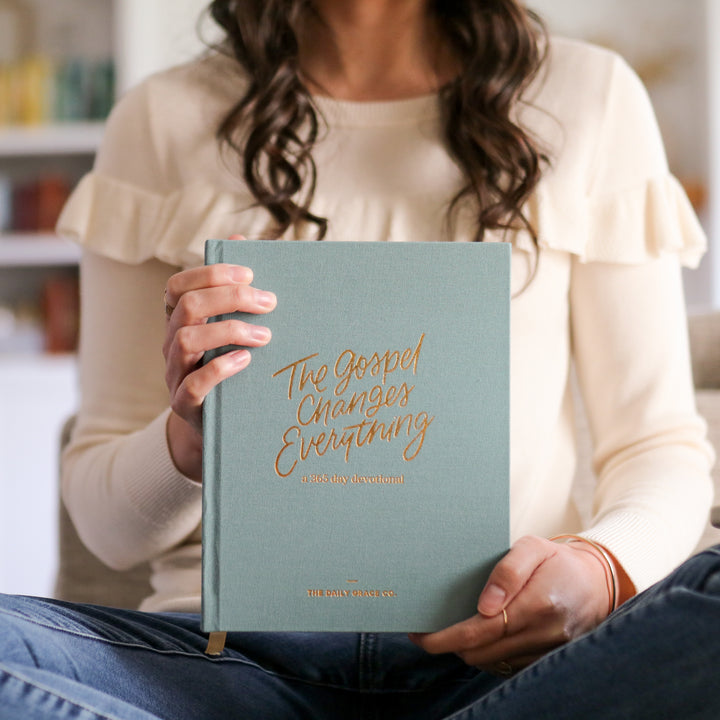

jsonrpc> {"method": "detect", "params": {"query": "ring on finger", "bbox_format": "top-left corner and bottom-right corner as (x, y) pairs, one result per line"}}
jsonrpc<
(164, 290), (175, 318)
(502, 607), (508, 635)
(494, 660), (514, 676)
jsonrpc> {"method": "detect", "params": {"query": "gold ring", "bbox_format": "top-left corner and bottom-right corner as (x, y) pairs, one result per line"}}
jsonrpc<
(502, 607), (508, 635)
(495, 660), (514, 676)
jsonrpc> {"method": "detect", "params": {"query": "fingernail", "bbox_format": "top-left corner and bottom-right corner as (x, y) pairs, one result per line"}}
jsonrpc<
(228, 349), (251, 368)
(255, 290), (277, 309)
(249, 326), (271, 342)
(479, 584), (506, 616)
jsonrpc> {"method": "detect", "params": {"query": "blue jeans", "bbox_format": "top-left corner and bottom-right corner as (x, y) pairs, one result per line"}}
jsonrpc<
(2, 545), (719, 720)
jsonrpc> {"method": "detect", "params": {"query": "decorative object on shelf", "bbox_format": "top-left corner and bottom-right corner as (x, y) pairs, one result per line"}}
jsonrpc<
(680, 180), (707, 213)
(0, 0), (114, 126)
(0, 56), (114, 126)
(54, 57), (115, 122)
(0, 273), (79, 355)
(0, 300), (44, 354)
(0, 0), (34, 64)
(8, 173), (71, 233)
(42, 273), (79, 353)
(0, 174), (10, 231)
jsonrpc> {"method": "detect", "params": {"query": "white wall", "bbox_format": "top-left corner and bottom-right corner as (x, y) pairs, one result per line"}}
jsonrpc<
(114, 0), (220, 93)
(707, 0), (720, 308)
(531, 0), (718, 311)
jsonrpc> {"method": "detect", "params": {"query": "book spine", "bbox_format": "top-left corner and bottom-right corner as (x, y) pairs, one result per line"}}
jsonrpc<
(201, 239), (222, 631)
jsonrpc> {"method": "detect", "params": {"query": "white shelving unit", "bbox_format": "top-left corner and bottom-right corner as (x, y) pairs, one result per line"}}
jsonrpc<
(0, 233), (81, 266)
(0, 122), (104, 157)
(0, 123), (102, 269)
(0, 123), (97, 271)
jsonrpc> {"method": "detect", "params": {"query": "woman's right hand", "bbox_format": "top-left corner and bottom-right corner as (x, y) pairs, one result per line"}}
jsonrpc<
(162, 262), (277, 480)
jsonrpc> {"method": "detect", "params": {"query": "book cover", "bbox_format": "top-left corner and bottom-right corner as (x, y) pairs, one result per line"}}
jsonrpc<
(202, 239), (510, 633)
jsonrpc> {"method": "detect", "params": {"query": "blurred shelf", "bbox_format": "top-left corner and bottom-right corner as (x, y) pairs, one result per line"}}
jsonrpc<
(0, 352), (77, 365)
(0, 234), (81, 266)
(0, 122), (104, 157)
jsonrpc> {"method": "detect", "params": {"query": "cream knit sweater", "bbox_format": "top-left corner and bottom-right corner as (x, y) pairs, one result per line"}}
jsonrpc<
(58, 38), (714, 612)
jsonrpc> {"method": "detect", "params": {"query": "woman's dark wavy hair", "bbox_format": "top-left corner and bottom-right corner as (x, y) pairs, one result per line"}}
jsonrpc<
(207, 0), (548, 243)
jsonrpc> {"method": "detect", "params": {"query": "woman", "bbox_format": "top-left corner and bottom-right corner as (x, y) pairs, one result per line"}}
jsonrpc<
(1, 1), (718, 718)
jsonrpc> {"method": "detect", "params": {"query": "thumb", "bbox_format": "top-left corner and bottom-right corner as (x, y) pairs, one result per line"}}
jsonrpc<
(477, 535), (555, 616)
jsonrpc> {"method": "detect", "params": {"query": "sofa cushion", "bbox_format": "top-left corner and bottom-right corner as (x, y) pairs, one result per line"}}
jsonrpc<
(693, 390), (720, 551)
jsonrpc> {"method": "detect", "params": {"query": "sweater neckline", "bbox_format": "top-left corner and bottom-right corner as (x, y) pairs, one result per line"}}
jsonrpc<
(311, 92), (440, 127)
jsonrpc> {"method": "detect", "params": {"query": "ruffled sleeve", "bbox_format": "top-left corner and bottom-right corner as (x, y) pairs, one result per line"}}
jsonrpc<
(526, 173), (707, 269)
(56, 59), (278, 269)
(524, 44), (707, 269)
(57, 173), (264, 268)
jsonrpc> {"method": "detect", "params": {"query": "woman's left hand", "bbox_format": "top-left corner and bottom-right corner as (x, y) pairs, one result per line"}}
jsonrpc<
(409, 535), (612, 675)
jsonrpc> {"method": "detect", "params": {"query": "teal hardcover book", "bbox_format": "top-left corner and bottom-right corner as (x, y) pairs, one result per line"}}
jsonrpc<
(202, 239), (510, 632)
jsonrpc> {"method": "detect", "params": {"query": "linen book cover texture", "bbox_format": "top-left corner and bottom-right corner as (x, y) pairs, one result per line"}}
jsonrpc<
(202, 239), (510, 633)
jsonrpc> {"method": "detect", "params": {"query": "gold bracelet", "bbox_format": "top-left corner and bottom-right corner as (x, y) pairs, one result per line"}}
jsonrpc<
(549, 534), (618, 614)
